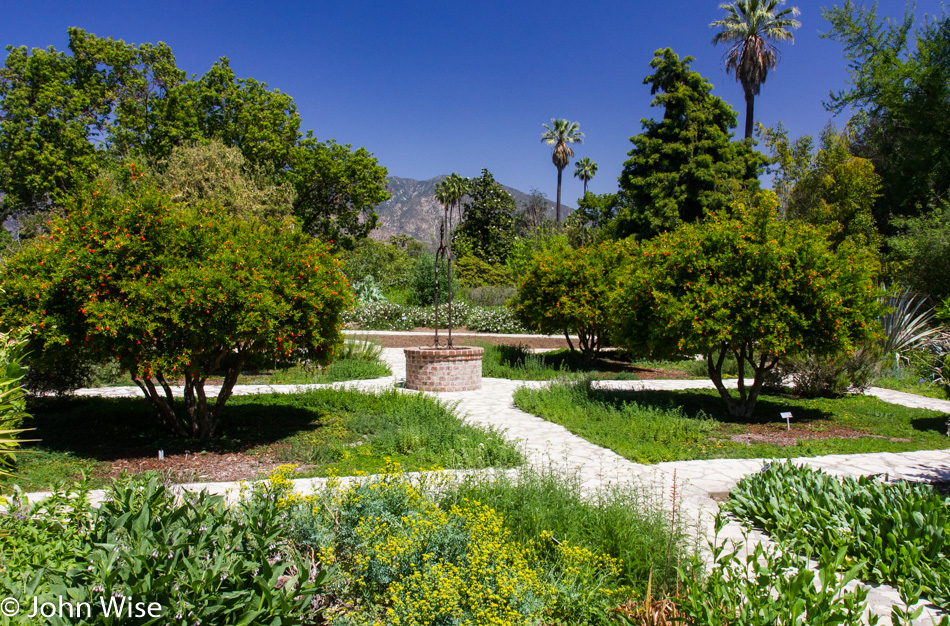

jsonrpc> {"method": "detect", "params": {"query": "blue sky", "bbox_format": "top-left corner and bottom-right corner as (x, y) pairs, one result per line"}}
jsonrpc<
(2, 0), (944, 204)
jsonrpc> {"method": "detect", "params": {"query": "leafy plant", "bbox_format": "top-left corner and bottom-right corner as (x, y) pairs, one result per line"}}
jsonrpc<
(676, 513), (875, 624)
(0, 474), (327, 624)
(0, 330), (32, 478)
(615, 195), (883, 417)
(727, 461), (950, 610)
(879, 285), (941, 357)
(352, 275), (387, 302)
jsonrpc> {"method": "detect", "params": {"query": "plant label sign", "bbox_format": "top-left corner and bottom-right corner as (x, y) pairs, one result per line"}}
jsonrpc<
(780, 412), (793, 430)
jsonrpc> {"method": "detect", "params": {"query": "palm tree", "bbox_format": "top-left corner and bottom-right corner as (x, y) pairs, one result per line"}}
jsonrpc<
(433, 173), (468, 347)
(541, 119), (584, 225)
(573, 157), (598, 195)
(711, 0), (800, 139)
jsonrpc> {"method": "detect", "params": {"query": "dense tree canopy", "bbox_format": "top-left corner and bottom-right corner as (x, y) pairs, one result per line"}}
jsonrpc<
(762, 122), (882, 250)
(0, 176), (352, 439)
(0, 28), (389, 247)
(615, 49), (765, 240)
(453, 169), (516, 265)
(615, 195), (881, 417)
(823, 3), (950, 228)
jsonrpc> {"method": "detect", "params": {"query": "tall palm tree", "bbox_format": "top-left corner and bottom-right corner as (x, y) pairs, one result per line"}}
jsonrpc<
(541, 119), (584, 225)
(433, 173), (468, 347)
(711, 0), (800, 139)
(573, 157), (598, 195)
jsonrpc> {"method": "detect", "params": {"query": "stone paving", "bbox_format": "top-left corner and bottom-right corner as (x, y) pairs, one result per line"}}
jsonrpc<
(33, 346), (950, 623)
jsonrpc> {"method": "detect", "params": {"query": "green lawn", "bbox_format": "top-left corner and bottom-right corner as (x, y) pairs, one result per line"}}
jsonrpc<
(4, 388), (521, 492)
(513, 380), (950, 464)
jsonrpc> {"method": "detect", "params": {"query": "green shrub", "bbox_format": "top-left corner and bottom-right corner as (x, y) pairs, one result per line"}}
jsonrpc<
(515, 240), (631, 361)
(455, 255), (512, 288)
(408, 252), (459, 306)
(339, 237), (414, 291)
(615, 196), (883, 418)
(463, 285), (516, 307)
(774, 345), (881, 397)
(352, 275), (387, 302)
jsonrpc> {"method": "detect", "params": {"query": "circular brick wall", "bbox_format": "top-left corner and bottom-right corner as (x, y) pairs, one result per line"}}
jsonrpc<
(403, 346), (483, 392)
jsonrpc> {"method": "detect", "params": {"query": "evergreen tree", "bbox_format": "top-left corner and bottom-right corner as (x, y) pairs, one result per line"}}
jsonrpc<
(453, 169), (515, 265)
(614, 49), (764, 240)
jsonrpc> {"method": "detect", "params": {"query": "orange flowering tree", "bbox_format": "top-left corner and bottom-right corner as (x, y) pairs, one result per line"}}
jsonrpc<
(615, 196), (882, 417)
(0, 178), (352, 439)
(515, 240), (632, 361)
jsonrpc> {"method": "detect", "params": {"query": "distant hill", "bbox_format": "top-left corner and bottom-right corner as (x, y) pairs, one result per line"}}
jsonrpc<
(371, 175), (569, 244)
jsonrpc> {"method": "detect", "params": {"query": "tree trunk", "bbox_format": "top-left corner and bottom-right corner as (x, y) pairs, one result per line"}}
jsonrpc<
(743, 89), (755, 140)
(706, 344), (777, 418)
(556, 167), (563, 226)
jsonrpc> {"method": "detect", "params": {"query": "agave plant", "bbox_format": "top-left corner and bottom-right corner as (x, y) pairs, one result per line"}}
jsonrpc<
(878, 285), (942, 358)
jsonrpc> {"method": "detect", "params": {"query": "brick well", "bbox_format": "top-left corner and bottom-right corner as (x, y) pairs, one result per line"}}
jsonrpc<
(403, 346), (484, 392)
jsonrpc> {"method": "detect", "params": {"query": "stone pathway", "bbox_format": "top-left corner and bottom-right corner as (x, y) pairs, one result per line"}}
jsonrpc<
(32, 346), (950, 623)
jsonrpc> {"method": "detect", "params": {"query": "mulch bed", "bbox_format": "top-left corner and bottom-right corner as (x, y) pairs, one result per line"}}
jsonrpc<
(106, 450), (286, 484)
(723, 422), (911, 446)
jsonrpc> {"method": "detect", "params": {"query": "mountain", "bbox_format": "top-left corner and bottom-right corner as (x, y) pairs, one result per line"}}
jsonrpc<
(370, 175), (569, 244)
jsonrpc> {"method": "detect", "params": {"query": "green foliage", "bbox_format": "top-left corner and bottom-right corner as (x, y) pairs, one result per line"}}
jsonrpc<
(408, 252), (459, 306)
(0, 178), (352, 439)
(338, 237), (414, 292)
(773, 345), (881, 398)
(290, 136), (391, 250)
(676, 513), (874, 624)
(823, 4), (950, 228)
(615, 196), (883, 417)
(454, 255), (511, 288)
(762, 122), (883, 250)
(0, 330), (31, 478)
(727, 461), (950, 612)
(453, 169), (516, 265)
(886, 201), (950, 302)
(351, 276), (387, 303)
(346, 301), (526, 333)
(461, 285), (516, 308)
(151, 139), (296, 222)
(564, 192), (618, 247)
(0, 29), (389, 248)
(613, 48), (765, 240)
(505, 227), (566, 281)
(0, 474), (326, 624)
(516, 240), (631, 361)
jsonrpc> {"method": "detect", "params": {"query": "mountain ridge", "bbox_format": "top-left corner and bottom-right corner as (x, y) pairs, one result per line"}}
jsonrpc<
(371, 175), (571, 244)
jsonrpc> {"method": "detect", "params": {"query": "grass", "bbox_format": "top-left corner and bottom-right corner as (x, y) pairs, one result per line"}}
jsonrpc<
(478, 342), (711, 381)
(513, 379), (950, 464)
(3, 387), (521, 492)
(439, 464), (693, 592)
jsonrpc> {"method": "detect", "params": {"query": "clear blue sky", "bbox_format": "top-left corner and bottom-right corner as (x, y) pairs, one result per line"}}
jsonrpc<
(2, 0), (944, 204)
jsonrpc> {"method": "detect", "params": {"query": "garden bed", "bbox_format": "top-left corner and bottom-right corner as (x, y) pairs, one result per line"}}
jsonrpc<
(5, 388), (521, 491)
(514, 380), (950, 463)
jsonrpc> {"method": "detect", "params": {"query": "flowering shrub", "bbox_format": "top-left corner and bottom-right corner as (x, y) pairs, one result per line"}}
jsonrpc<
(278, 464), (632, 625)
(0, 176), (352, 438)
(515, 240), (632, 359)
(615, 196), (882, 417)
(346, 302), (527, 334)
